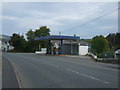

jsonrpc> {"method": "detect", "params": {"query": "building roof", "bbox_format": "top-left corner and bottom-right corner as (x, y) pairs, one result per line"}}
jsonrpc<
(35, 35), (80, 40)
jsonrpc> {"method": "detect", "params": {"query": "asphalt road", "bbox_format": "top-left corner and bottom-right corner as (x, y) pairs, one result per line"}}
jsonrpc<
(2, 53), (119, 88)
(2, 56), (19, 88)
(0, 52), (2, 89)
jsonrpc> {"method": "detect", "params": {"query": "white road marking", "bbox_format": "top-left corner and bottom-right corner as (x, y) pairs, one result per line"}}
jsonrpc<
(80, 73), (110, 84)
(65, 68), (110, 84)
(66, 69), (79, 74)
(8, 59), (23, 88)
(14, 69), (22, 88)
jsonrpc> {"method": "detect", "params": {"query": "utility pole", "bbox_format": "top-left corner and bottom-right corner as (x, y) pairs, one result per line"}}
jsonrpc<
(59, 32), (61, 36)
(118, 1), (120, 33)
(114, 34), (116, 51)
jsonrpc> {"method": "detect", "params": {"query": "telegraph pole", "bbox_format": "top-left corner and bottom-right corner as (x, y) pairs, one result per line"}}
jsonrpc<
(59, 32), (61, 36)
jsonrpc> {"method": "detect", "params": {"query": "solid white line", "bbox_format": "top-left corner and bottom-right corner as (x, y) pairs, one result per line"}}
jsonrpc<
(66, 69), (79, 74)
(8, 59), (23, 88)
(65, 68), (110, 84)
(14, 70), (22, 88)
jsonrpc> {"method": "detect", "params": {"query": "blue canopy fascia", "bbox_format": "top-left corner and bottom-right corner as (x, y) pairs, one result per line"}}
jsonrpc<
(35, 35), (80, 40)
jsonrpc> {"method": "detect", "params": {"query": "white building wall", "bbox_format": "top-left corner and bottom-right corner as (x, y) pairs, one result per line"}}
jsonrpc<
(79, 46), (88, 55)
(0, 41), (14, 52)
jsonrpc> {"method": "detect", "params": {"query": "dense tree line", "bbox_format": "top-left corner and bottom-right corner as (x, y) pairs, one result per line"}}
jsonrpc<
(106, 33), (120, 51)
(90, 33), (120, 57)
(91, 35), (110, 55)
(9, 33), (27, 52)
(9, 26), (50, 52)
(9, 26), (120, 54)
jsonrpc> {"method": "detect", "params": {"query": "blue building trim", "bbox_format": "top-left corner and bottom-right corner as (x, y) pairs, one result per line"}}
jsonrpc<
(35, 35), (80, 40)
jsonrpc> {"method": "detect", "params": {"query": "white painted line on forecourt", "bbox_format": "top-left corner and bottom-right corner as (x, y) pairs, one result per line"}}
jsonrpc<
(65, 68), (110, 84)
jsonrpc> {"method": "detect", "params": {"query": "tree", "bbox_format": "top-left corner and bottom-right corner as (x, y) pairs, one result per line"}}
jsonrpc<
(35, 26), (50, 37)
(26, 29), (35, 41)
(25, 26), (51, 52)
(35, 26), (50, 48)
(91, 35), (110, 55)
(8, 26), (51, 52)
(106, 33), (115, 50)
(10, 33), (26, 52)
(25, 29), (37, 52)
(24, 40), (39, 52)
(106, 33), (120, 50)
(115, 33), (120, 50)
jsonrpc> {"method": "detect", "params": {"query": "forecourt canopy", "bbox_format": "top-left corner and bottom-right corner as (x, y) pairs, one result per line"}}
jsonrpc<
(35, 35), (80, 55)
(35, 35), (80, 40)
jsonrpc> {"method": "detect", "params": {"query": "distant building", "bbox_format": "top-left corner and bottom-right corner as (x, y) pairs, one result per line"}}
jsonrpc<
(0, 35), (14, 52)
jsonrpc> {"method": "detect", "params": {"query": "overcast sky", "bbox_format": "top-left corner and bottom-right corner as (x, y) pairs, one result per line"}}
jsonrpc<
(1, 2), (118, 38)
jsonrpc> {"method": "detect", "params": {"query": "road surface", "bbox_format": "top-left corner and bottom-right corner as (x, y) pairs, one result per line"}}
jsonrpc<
(2, 53), (119, 88)
(0, 52), (2, 89)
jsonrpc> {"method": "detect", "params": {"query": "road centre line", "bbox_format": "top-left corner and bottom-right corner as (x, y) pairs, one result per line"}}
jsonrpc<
(65, 69), (110, 84)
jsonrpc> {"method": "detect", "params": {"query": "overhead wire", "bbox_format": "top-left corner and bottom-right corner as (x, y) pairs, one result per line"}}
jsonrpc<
(64, 6), (120, 33)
